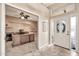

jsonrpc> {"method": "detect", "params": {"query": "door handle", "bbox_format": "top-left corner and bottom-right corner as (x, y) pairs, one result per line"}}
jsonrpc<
(67, 33), (70, 35)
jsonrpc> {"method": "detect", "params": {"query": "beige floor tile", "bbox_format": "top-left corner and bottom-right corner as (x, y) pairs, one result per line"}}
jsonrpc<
(6, 41), (79, 56)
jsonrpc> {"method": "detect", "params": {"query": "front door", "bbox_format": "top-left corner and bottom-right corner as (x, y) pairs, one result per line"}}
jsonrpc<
(54, 16), (70, 49)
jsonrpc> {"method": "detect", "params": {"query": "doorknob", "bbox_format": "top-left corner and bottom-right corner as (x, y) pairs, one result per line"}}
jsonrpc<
(67, 33), (70, 35)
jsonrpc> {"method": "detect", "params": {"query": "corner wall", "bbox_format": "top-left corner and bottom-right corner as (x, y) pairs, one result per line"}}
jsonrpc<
(75, 4), (79, 52)
(38, 16), (49, 49)
(0, 4), (1, 55)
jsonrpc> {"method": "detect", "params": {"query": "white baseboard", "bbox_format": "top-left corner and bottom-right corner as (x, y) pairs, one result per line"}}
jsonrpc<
(48, 43), (54, 47)
(38, 43), (49, 50)
(38, 43), (54, 50)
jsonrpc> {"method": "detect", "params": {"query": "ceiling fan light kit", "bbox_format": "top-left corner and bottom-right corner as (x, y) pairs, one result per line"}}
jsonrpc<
(20, 12), (30, 20)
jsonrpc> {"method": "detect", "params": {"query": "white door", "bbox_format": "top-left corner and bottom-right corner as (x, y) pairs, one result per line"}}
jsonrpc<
(54, 16), (70, 49)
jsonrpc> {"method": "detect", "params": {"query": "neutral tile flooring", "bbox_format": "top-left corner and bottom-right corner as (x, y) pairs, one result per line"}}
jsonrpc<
(25, 45), (79, 56)
(6, 41), (79, 56)
(6, 41), (37, 56)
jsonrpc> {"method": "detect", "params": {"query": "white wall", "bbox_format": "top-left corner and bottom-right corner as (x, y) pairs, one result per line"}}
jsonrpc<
(0, 4), (1, 55)
(38, 16), (49, 49)
(49, 19), (54, 44)
(0, 4), (5, 56)
(75, 4), (79, 52)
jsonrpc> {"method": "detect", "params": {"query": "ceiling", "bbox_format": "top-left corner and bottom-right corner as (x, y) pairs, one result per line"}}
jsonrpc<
(6, 3), (52, 21)
(41, 3), (55, 8)
(6, 5), (38, 21)
(6, 3), (69, 20)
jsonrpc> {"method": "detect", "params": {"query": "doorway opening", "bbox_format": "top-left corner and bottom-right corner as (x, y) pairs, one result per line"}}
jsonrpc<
(70, 16), (77, 51)
(5, 4), (38, 56)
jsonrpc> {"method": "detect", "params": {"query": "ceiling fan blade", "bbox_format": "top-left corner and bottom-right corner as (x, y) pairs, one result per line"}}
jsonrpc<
(24, 15), (30, 19)
(20, 12), (24, 16)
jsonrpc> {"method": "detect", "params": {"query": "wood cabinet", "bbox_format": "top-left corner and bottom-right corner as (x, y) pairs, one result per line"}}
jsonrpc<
(12, 34), (21, 46)
(12, 33), (35, 46)
(20, 34), (30, 44)
(29, 34), (34, 42)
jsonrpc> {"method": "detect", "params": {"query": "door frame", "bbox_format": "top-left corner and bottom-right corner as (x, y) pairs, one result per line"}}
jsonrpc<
(50, 12), (78, 50)
(5, 3), (39, 54)
(1, 3), (5, 56)
(69, 13), (78, 51)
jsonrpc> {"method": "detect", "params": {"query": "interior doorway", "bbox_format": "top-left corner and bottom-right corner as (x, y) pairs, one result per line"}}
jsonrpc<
(5, 4), (39, 56)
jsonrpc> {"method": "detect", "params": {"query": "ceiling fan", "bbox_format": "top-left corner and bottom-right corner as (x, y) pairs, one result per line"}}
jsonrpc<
(20, 12), (30, 19)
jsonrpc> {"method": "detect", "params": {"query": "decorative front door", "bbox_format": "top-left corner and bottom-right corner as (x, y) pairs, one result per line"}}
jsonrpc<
(54, 16), (70, 49)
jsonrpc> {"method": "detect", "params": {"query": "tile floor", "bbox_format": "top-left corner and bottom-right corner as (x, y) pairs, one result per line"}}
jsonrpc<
(6, 41), (79, 56)
(25, 45), (79, 56)
(6, 41), (37, 56)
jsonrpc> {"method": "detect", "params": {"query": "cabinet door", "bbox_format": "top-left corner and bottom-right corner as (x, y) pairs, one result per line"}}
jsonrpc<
(12, 35), (20, 46)
(29, 34), (34, 42)
(20, 35), (29, 44)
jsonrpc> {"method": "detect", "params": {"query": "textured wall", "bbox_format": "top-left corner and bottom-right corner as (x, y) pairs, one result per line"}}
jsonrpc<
(6, 16), (38, 33)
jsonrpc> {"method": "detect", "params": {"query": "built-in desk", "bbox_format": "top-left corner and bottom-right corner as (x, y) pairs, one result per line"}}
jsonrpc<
(12, 33), (35, 46)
